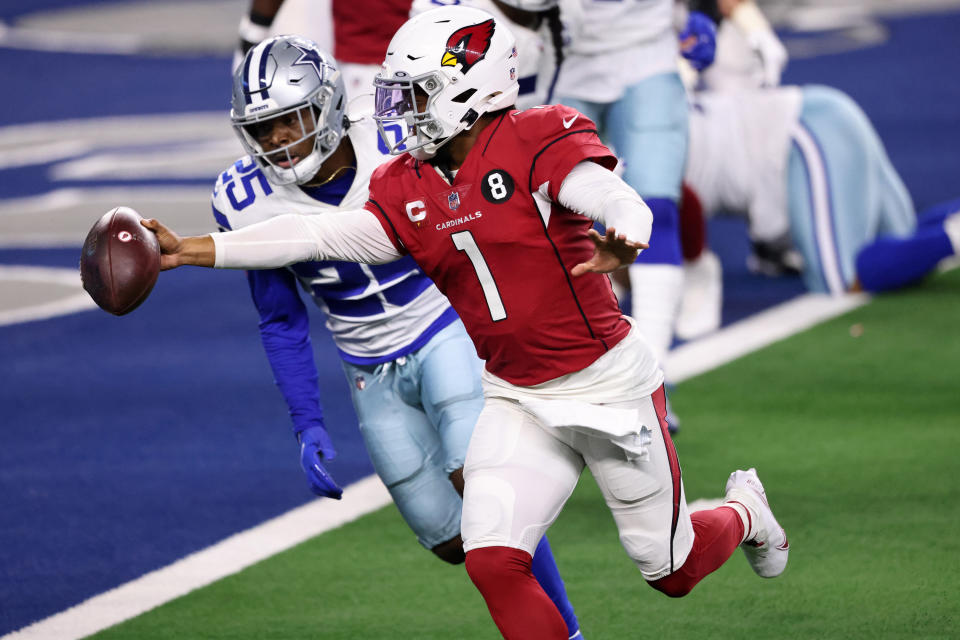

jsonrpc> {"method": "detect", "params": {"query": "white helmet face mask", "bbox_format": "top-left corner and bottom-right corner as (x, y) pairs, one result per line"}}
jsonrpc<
(231, 35), (347, 185)
(373, 6), (520, 161)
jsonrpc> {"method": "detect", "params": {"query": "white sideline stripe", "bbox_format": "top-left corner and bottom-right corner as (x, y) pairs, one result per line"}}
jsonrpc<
(667, 292), (868, 384)
(4, 292), (868, 639)
(1, 476), (392, 640)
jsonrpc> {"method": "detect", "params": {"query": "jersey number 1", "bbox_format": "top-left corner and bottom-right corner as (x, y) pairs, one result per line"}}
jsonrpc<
(451, 231), (507, 322)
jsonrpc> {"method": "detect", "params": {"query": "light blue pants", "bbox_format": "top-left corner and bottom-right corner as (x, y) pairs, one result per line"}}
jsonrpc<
(787, 85), (915, 294)
(560, 71), (689, 201)
(341, 319), (483, 549)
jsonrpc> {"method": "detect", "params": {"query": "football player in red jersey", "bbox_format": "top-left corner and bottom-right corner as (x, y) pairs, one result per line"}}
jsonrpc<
(144, 6), (789, 639)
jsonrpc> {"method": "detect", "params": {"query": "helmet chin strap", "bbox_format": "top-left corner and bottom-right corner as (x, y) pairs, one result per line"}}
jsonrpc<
(415, 107), (481, 160)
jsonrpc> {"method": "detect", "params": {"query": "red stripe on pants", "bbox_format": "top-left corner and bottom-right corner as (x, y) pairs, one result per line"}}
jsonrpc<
(651, 384), (682, 571)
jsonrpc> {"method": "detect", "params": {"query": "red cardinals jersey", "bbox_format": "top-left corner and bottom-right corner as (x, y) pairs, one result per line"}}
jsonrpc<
(332, 0), (411, 64)
(365, 105), (632, 386)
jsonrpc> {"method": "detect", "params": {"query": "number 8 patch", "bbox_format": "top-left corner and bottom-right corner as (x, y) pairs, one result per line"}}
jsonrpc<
(481, 169), (515, 203)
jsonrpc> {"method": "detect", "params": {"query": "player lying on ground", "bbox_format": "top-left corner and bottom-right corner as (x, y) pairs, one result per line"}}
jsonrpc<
(214, 33), (583, 638)
(142, 7), (789, 639)
(684, 85), (960, 296)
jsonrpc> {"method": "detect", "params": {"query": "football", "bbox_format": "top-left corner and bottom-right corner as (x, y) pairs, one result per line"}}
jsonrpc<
(80, 206), (160, 316)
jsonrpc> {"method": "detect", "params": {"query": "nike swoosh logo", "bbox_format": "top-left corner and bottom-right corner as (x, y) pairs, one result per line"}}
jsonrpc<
(562, 114), (578, 129)
(407, 54), (424, 61)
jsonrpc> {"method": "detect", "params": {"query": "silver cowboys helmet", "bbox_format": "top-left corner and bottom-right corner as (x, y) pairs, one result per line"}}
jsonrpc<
(231, 35), (347, 185)
(373, 6), (520, 160)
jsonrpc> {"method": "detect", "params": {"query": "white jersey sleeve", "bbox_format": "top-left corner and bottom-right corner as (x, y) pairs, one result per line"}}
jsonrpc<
(212, 209), (400, 267)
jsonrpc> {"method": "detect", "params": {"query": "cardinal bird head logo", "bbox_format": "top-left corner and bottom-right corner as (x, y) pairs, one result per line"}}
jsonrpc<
(441, 19), (495, 74)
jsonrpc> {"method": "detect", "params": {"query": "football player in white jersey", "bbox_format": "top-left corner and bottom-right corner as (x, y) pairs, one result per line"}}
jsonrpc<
(685, 85), (960, 297)
(217, 35), (584, 638)
(689, 0), (788, 91)
(679, 4), (960, 304)
(411, 0), (567, 109)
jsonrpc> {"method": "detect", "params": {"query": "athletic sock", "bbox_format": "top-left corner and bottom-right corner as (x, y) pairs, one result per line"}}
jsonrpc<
(856, 227), (954, 292)
(628, 263), (684, 366)
(638, 197), (683, 266)
(466, 546), (568, 640)
(916, 197), (960, 228)
(531, 536), (581, 639)
(648, 507), (745, 598)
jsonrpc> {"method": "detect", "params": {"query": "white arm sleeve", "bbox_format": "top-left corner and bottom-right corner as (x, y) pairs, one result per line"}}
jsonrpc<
(212, 209), (404, 269)
(554, 161), (653, 246)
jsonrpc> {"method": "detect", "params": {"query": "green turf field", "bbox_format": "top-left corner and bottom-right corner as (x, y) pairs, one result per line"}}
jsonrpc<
(92, 270), (960, 639)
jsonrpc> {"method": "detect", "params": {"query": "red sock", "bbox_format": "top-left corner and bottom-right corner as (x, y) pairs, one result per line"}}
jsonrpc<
(465, 546), (567, 640)
(649, 506), (745, 597)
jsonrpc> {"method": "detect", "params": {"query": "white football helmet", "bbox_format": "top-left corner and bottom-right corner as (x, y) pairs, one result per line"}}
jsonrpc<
(373, 6), (520, 160)
(231, 35), (347, 185)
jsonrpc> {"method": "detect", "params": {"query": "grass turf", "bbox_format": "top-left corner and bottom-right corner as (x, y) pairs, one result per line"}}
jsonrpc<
(92, 269), (960, 639)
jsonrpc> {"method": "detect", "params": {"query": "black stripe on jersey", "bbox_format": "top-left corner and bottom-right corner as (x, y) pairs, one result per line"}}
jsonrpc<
(527, 128), (608, 350)
(367, 198), (406, 251)
(481, 111), (509, 156)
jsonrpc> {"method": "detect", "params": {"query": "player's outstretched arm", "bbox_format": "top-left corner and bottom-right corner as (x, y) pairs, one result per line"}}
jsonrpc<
(141, 218), (215, 270)
(571, 227), (648, 276)
(145, 211), (401, 271)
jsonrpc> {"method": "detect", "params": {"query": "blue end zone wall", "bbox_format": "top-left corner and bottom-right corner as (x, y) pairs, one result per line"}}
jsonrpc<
(1, 6), (959, 635)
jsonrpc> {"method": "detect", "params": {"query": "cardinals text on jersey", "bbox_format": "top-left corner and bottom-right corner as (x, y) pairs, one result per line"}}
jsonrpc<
(366, 104), (632, 385)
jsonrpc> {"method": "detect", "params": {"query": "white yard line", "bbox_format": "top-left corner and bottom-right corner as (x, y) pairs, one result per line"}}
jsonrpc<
(0, 266), (97, 326)
(2, 292), (868, 640)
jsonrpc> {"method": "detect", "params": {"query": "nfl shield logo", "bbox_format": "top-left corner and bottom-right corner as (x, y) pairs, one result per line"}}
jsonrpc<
(355, 375), (366, 391)
(448, 191), (460, 210)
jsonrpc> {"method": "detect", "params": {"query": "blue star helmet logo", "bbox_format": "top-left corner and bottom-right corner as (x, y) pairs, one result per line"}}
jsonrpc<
(291, 43), (326, 82)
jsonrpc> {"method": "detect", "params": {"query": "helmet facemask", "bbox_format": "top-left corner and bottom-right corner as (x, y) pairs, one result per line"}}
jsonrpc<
(234, 89), (339, 185)
(373, 8), (521, 162)
(373, 72), (464, 160)
(230, 36), (347, 185)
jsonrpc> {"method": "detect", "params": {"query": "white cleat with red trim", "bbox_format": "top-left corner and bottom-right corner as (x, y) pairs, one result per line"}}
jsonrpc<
(724, 468), (789, 578)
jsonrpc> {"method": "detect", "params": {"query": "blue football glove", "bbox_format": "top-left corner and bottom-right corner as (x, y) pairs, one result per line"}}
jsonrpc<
(297, 426), (343, 500)
(679, 11), (717, 71)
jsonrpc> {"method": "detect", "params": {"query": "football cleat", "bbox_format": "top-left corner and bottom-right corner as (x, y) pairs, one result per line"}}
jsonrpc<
(747, 234), (804, 277)
(724, 468), (789, 578)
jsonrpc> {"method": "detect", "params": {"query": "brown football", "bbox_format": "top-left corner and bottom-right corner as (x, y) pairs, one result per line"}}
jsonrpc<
(80, 206), (160, 316)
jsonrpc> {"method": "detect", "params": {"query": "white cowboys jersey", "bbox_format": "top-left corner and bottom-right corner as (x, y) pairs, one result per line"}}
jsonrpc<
(557, 0), (678, 102)
(211, 114), (454, 363)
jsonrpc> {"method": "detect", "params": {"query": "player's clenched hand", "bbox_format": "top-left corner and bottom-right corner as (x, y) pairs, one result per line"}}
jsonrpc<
(571, 228), (647, 276)
(297, 426), (343, 500)
(140, 219), (216, 270)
